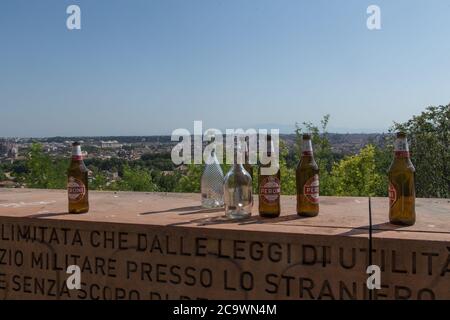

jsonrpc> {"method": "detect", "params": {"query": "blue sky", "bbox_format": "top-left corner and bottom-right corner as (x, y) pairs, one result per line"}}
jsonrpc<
(1, 0), (449, 137)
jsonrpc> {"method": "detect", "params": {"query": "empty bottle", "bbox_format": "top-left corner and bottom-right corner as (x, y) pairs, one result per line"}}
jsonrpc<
(224, 137), (253, 219)
(201, 146), (225, 208)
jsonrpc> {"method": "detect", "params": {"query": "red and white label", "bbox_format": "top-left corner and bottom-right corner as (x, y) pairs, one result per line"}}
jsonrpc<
(260, 176), (281, 204)
(389, 182), (397, 206)
(68, 177), (86, 202)
(304, 174), (319, 204)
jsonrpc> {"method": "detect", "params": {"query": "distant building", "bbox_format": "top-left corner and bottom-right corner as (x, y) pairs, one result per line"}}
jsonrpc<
(8, 145), (18, 159)
(100, 140), (123, 149)
(0, 141), (19, 159)
(0, 144), (7, 157)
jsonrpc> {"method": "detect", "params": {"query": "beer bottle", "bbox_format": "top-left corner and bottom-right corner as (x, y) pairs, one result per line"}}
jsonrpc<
(388, 132), (415, 225)
(296, 134), (319, 217)
(258, 134), (281, 218)
(67, 142), (89, 214)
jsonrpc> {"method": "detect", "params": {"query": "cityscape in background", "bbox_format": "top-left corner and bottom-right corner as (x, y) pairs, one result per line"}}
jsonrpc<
(0, 133), (387, 188)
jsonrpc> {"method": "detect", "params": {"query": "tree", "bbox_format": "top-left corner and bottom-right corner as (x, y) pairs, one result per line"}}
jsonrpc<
(116, 165), (158, 192)
(393, 104), (449, 198)
(25, 143), (68, 189)
(152, 170), (182, 192)
(11, 161), (28, 176)
(174, 164), (203, 193)
(279, 140), (296, 195)
(88, 167), (108, 191)
(373, 144), (391, 197)
(329, 145), (385, 197)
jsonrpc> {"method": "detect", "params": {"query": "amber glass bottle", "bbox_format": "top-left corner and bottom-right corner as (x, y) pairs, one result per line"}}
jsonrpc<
(296, 134), (319, 217)
(258, 135), (281, 218)
(388, 132), (416, 226)
(67, 142), (89, 214)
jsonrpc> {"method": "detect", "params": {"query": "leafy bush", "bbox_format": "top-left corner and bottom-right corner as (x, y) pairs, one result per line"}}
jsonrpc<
(393, 104), (449, 198)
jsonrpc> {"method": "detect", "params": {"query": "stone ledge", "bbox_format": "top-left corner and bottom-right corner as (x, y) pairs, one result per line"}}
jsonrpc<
(0, 189), (449, 300)
(0, 189), (448, 239)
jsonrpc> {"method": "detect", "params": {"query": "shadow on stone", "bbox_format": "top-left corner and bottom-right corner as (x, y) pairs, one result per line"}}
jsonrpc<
(178, 208), (224, 215)
(27, 212), (70, 218)
(169, 215), (248, 227)
(371, 222), (411, 231)
(139, 205), (222, 215)
(339, 222), (407, 236)
(169, 214), (309, 227)
(238, 214), (305, 225)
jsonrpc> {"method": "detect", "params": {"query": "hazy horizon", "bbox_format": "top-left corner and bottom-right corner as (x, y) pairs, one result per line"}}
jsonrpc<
(1, 0), (450, 137)
(0, 129), (393, 140)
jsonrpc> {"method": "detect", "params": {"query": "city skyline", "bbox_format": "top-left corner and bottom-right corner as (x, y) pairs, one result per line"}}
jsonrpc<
(1, 0), (450, 137)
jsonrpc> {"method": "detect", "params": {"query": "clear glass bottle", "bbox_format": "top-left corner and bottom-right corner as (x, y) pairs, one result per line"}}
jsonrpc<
(201, 147), (225, 208)
(224, 137), (253, 219)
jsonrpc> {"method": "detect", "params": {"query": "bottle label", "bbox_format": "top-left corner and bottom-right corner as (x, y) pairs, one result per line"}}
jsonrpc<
(303, 174), (319, 204)
(394, 138), (410, 158)
(260, 176), (281, 204)
(68, 177), (86, 202)
(389, 182), (397, 207)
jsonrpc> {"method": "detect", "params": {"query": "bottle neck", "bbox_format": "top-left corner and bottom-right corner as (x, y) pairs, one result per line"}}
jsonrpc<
(394, 137), (410, 158)
(210, 147), (216, 159)
(233, 138), (245, 166)
(71, 145), (83, 161)
(302, 139), (313, 157)
(234, 142), (244, 169)
(244, 140), (250, 163)
(233, 163), (244, 170)
(267, 139), (274, 157)
(208, 149), (215, 161)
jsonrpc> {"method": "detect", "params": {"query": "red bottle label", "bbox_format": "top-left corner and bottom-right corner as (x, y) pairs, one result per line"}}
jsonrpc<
(68, 177), (86, 202)
(304, 174), (319, 204)
(389, 182), (397, 207)
(260, 176), (281, 204)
